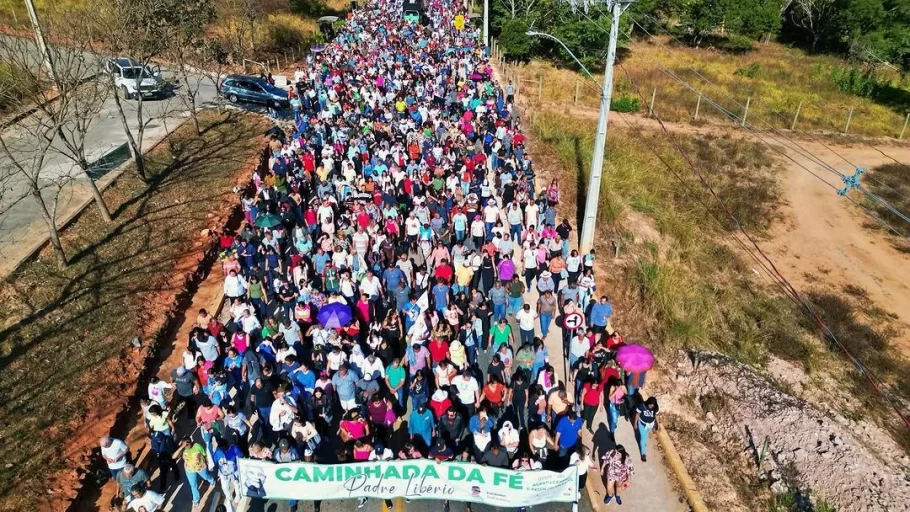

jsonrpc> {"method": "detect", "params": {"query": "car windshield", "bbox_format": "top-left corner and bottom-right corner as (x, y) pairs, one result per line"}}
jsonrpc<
(121, 67), (151, 80)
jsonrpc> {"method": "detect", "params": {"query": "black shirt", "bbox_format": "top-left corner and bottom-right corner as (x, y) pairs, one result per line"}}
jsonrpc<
(252, 380), (276, 408)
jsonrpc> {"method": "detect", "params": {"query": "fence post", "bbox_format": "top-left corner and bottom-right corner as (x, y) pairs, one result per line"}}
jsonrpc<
(791, 101), (803, 131)
(844, 106), (854, 134)
(276, 58), (281, 73)
(694, 93), (702, 121)
(901, 113), (910, 140)
(649, 87), (656, 117)
(742, 96), (751, 127)
(537, 75), (542, 103)
(574, 81), (580, 106)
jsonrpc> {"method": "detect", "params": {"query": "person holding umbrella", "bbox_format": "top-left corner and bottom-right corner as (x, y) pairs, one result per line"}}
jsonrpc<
(615, 343), (654, 396)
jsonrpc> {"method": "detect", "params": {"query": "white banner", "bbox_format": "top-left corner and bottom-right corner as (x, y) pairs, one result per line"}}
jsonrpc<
(238, 458), (579, 506)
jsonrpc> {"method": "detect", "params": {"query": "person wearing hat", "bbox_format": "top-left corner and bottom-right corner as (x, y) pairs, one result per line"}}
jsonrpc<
(115, 463), (149, 506)
(408, 401), (435, 451)
(170, 365), (199, 420)
(536, 270), (556, 295)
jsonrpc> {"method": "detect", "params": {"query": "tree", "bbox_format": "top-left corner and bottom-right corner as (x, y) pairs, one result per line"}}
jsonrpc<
(499, 18), (534, 61)
(160, 0), (216, 136)
(0, 46), (73, 267)
(91, 0), (172, 183)
(786, 0), (836, 51)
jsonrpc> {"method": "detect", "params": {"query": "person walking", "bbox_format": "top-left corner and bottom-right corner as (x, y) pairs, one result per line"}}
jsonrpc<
(600, 445), (634, 506)
(176, 437), (216, 508)
(634, 396), (661, 461)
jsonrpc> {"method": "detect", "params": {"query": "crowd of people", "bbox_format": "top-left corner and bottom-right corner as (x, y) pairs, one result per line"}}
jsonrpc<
(99, 0), (662, 511)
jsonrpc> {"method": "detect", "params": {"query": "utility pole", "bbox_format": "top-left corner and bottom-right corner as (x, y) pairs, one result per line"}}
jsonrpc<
(578, 0), (631, 255)
(483, 0), (489, 48)
(24, 0), (54, 81)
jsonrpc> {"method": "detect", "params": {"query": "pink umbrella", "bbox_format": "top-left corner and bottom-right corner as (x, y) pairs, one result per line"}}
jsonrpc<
(615, 344), (655, 373)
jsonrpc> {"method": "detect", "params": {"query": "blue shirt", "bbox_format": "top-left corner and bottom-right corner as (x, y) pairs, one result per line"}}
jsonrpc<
(383, 267), (405, 290)
(432, 284), (450, 309)
(409, 409), (435, 445)
(590, 302), (613, 327)
(292, 368), (316, 393)
(332, 371), (357, 401)
(555, 416), (583, 449)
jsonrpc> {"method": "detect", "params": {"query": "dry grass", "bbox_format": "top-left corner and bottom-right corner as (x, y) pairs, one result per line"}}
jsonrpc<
(509, 37), (910, 139)
(861, 163), (910, 251)
(0, 110), (266, 511)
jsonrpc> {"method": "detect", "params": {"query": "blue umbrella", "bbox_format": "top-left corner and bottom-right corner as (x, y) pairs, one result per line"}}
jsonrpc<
(317, 302), (354, 329)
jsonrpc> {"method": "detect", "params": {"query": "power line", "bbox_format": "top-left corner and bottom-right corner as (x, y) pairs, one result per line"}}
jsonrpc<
(628, 9), (910, 204)
(614, 58), (910, 430)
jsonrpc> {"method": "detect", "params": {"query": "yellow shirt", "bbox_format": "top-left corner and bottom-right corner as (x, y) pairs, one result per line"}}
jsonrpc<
(456, 265), (474, 286)
(395, 100), (406, 113)
(454, 15), (465, 30)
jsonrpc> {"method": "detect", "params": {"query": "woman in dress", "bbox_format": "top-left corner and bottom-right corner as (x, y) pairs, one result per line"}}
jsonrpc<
(600, 444), (634, 505)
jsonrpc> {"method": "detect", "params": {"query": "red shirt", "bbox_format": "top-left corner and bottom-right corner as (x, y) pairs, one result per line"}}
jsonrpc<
(428, 340), (449, 363)
(434, 264), (453, 284)
(582, 383), (602, 407)
(601, 366), (620, 387)
(430, 398), (452, 418)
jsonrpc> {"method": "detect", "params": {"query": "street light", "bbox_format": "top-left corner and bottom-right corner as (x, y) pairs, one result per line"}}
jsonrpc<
(526, 0), (633, 255)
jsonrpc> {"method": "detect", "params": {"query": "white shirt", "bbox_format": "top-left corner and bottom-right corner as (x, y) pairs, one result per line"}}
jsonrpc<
(242, 315), (262, 334)
(525, 203), (539, 227)
(280, 321), (302, 345)
(101, 439), (129, 470)
(223, 274), (247, 297)
(453, 376), (479, 405)
(127, 490), (165, 511)
(516, 309), (537, 331)
(360, 276), (382, 298)
(523, 247), (538, 270)
(483, 205), (500, 223)
(569, 336), (591, 358)
(362, 358), (385, 379)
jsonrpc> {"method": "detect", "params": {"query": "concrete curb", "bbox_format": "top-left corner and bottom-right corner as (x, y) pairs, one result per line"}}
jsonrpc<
(656, 426), (709, 512)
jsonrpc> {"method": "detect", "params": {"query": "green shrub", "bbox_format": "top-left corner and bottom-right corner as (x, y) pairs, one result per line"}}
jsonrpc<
(717, 34), (755, 54)
(830, 65), (884, 99)
(734, 63), (762, 78)
(611, 95), (640, 113)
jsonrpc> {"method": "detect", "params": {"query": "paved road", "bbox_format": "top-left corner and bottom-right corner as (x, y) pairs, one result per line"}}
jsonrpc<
(0, 37), (234, 275)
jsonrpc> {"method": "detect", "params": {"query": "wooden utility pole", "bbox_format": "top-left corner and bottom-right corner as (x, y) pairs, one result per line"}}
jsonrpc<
(791, 101), (803, 131)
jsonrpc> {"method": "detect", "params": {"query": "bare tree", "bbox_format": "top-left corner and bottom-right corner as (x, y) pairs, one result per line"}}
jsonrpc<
(196, 39), (231, 112)
(0, 11), (113, 223)
(0, 51), (73, 267)
(90, 0), (171, 183)
(161, 0), (216, 136)
(789, 0), (835, 52)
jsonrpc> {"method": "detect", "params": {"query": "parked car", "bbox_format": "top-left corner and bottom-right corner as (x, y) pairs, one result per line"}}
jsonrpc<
(105, 58), (164, 100)
(218, 75), (289, 107)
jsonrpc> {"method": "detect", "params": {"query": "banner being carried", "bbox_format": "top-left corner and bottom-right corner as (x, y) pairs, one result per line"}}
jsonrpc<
(239, 459), (579, 506)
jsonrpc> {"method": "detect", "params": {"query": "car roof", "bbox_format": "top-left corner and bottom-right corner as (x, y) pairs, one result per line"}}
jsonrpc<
(224, 74), (268, 84)
(112, 58), (143, 68)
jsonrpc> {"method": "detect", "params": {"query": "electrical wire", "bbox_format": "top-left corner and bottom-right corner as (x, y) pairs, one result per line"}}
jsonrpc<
(628, 9), (910, 203)
(529, 22), (910, 426)
(615, 58), (910, 430)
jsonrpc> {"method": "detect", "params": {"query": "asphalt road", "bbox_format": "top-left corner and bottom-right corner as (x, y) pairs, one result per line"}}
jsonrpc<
(0, 37), (257, 270)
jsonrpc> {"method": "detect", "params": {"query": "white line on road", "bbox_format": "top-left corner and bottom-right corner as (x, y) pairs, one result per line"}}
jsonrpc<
(163, 482), (184, 511)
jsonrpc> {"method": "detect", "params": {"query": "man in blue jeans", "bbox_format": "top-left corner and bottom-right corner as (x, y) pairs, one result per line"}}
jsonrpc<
(489, 280), (508, 322)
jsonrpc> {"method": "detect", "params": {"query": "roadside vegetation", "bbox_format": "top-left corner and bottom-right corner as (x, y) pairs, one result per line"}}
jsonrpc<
(0, 110), (266, 511)
(0, 0), (349, 67)
(511, 40), (909, 138)
(527, 107), (910, 452)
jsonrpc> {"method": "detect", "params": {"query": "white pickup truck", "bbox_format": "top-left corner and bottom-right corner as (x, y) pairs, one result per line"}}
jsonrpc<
(105, 58), (164, 100)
